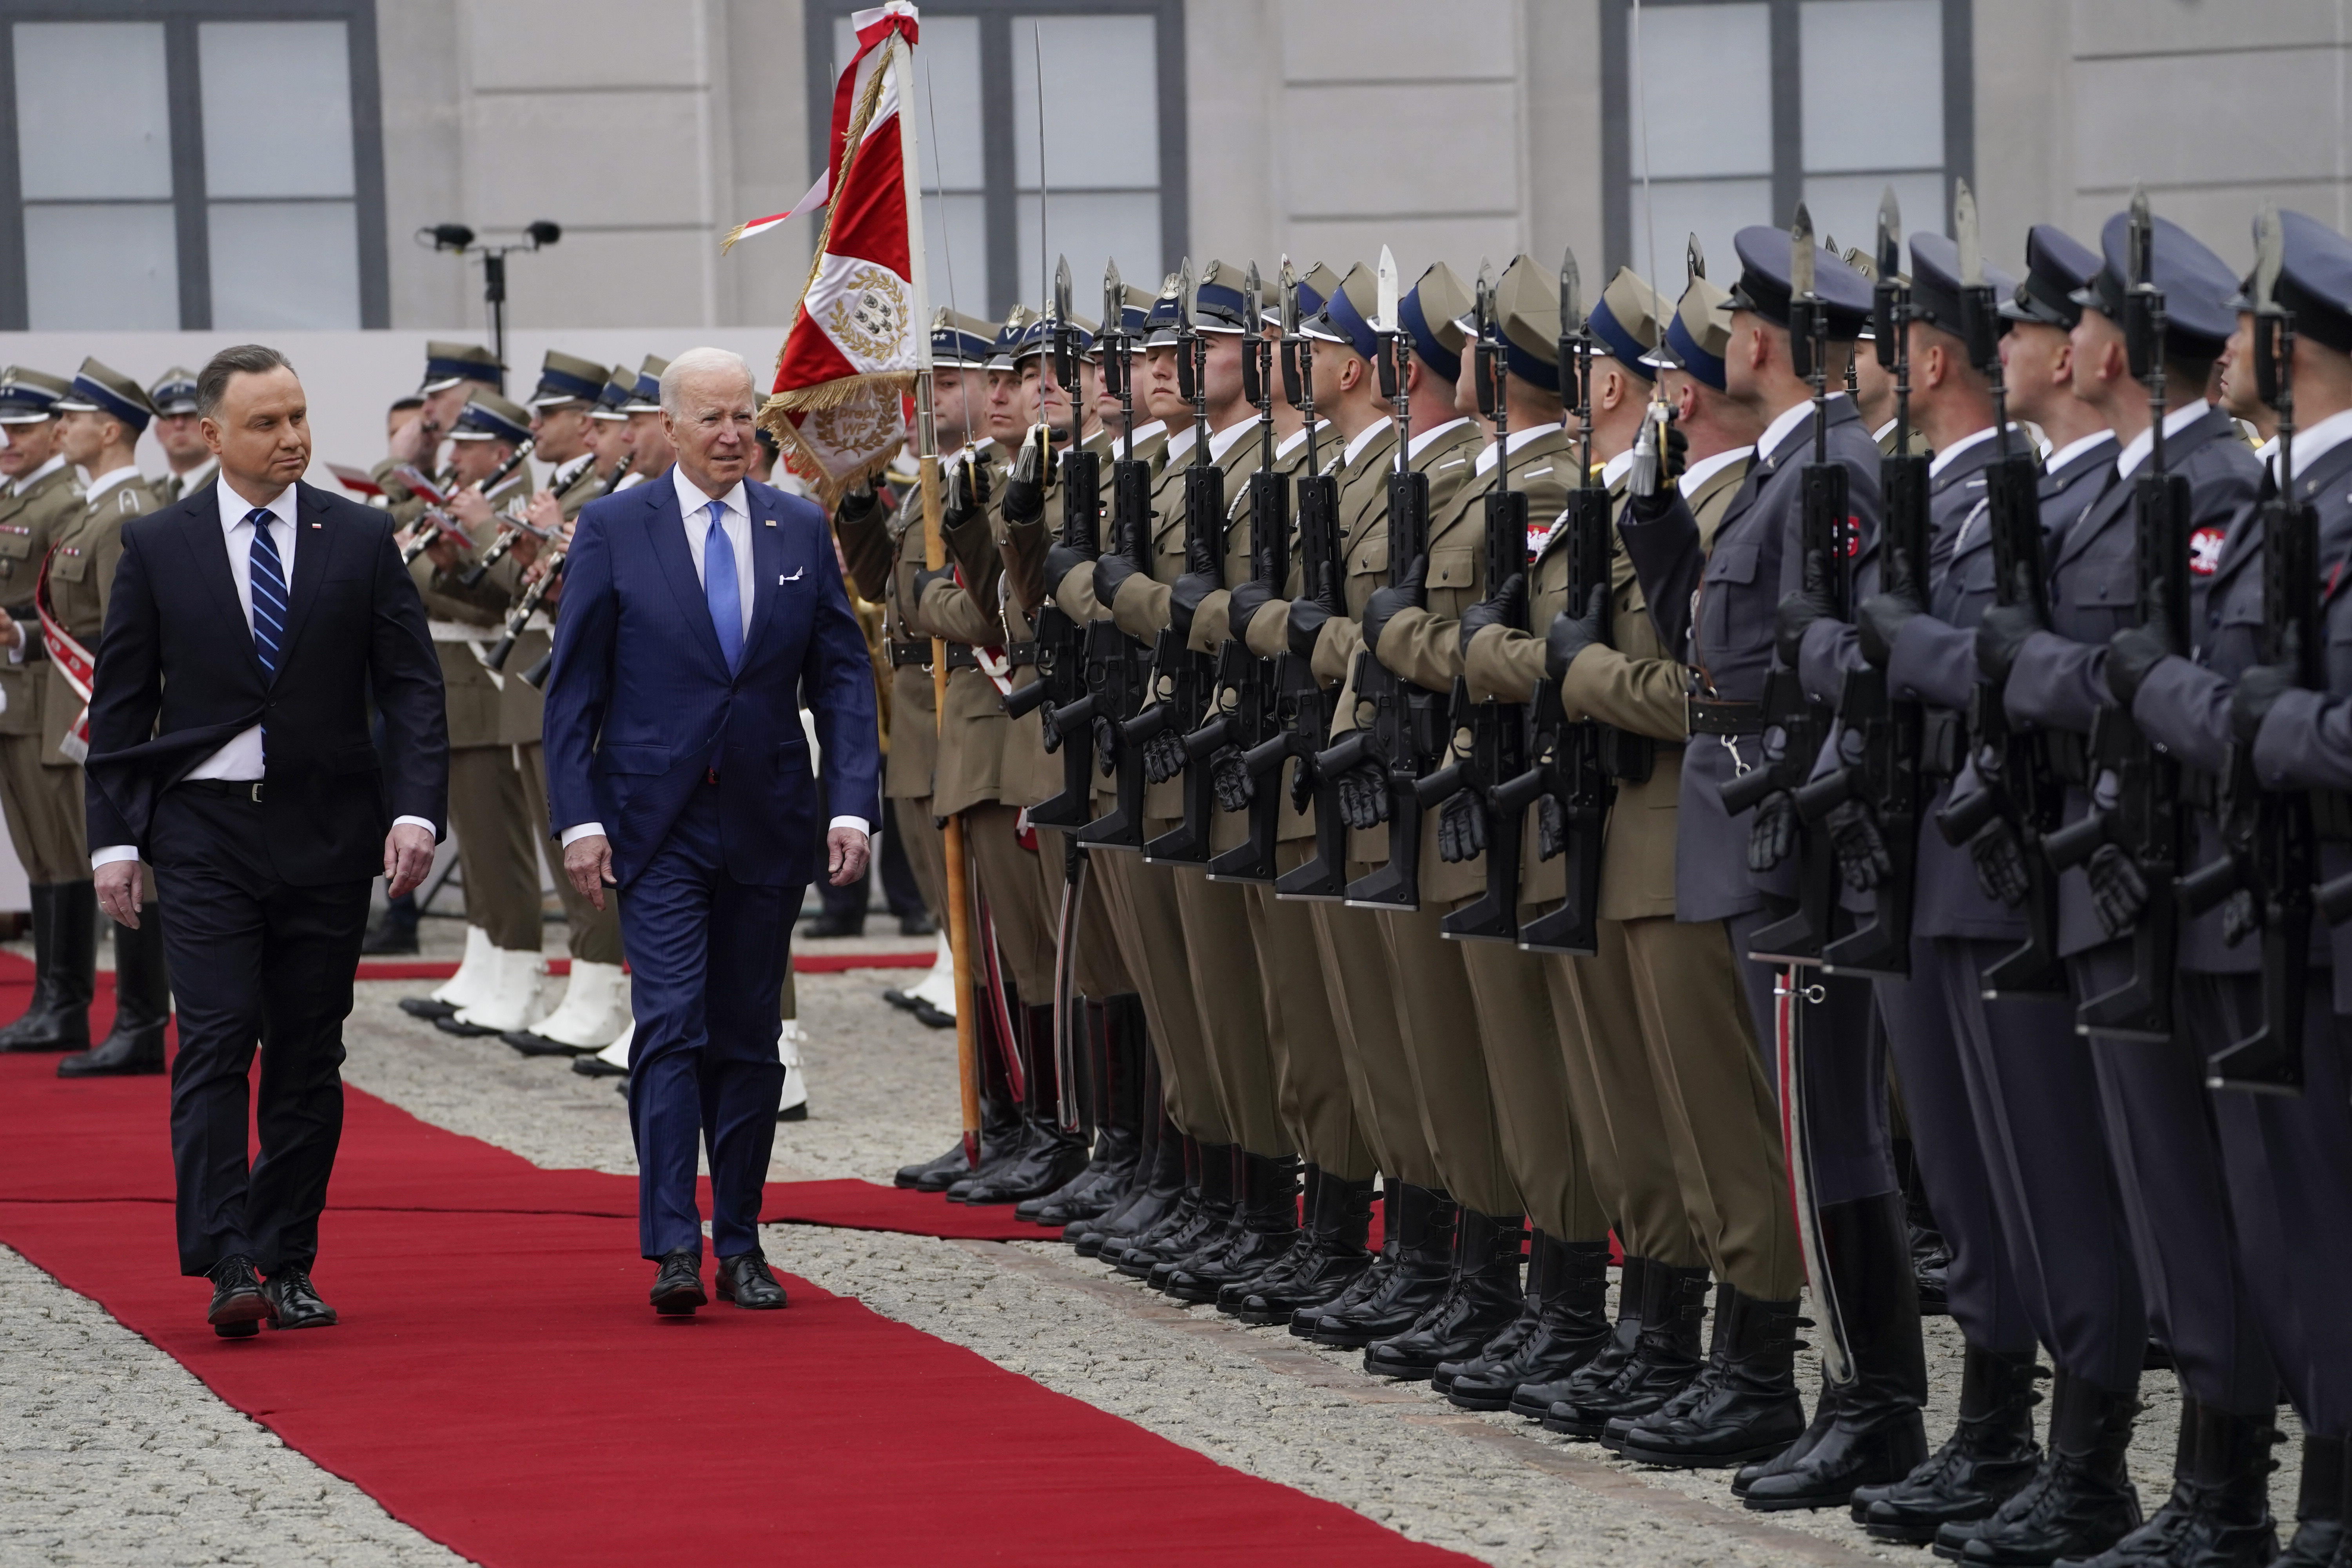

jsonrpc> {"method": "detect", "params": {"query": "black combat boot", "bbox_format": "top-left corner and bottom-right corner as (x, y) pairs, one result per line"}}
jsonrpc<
(1361, 1209), (1526, 1380)
(1309, 1185), (1457, 1349)
(1431, 1227), (1547, 1396)
(58, 901), (171, 1078)
(1149, 1144), (1255, 1290)
(1850, 1345), (2042, 1541)
(0, 881), (94, 1053)
(1163, 1152), (1299, 1303)
(1450, 1236), (1614, 1412)
(957, 1005), (1091, 1204)
(1944, 1367), (2140, 1564)
(1542, 1261), (1710, 1441)
(1076, 1101), (1180, 1255)
(1218, 1163), (1321, 1315)
(1067, 1019), (1160, 1245)
(1619, 1288), (1809, 1468)
(1736, 1384), (1840, 1499)
(2272, 1432), (2342, 1568)
(1118, 1141), (1232, 1278)
(909, 993), (1024, 1191)
(1098, 1129), (1197, 1263)
(1025, 997), (1145, 1226)
(1294, 1180), (1403, 1338)
(1233, 1168), (1374, 1324)
(1744, 1192), (1928, 1510)
(2169, 1403), (2279, 1568)
(1896, 1134), (1951, 1316)
(1513, 1255), (1650, 1420)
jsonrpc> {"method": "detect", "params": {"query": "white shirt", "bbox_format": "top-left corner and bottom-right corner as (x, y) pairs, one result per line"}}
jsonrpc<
(82, 463), (146, 503)
(1681, 444), (1755, 496)
(1343, 418), (1393, 468)
(2268, 406), (2352, 481)
(2114, 398), (2212, 482)
(1927, 423), (2021, 481)
(1274, 420), (1330, 461)
(1408, 417), (1472, 461)
(1474, 423), (1556, 477)
(1601, 447), (1637, 490)
(2045, 429), (2118, 477)
(91, 481), (437, 869)
(1760, 391), (1850, 464)
(10, 453), (65, 496)
(560, 466), (868, 848)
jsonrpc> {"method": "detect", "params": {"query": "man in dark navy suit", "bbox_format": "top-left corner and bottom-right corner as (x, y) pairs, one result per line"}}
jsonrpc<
(543, 347), (880, 1315)
(83, 345), (448, 1338)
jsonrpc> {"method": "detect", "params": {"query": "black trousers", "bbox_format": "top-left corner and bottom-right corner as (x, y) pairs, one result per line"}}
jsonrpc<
(153, 788), (370, 1276)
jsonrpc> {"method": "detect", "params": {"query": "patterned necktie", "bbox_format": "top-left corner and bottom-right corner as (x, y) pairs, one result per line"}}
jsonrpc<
(248, 509), (287, 677)
(702, 498), (743, 673)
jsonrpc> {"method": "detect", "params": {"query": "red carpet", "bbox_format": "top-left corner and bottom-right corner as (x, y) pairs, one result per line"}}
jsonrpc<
(0, 1065), (1470, 1565)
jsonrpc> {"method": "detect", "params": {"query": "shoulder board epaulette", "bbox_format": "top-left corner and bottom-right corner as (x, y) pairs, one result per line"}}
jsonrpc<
(118, 488), (141, 513)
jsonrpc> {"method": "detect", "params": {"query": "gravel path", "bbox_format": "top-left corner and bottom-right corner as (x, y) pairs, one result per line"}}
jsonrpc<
(0, 959), (2304, 1566)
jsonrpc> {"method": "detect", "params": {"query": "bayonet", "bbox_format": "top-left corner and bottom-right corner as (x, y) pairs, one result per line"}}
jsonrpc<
(1686, 233), (1704, 283)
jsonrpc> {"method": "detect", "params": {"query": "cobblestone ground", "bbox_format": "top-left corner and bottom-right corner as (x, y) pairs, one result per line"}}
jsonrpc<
(0, 943), (2306, 1567)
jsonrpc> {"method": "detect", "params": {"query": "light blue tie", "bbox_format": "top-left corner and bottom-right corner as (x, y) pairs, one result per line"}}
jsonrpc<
(703, 498), (743, 673)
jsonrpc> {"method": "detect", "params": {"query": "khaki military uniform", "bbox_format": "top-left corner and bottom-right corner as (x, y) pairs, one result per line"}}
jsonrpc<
(412, 470), (539, 952)
(156, 457), (218, 506)
(0, 461), (86, 881)
(38, 472), (159, 885)
(1465, 450), (1798, 1298)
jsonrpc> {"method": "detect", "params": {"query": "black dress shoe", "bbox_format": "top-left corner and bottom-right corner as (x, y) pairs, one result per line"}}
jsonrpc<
(264, 1267), (338, 1329)
(911, 1000), (956, 1030)
(434, 1014), (506, 1038)
(717, 1252), (788, 1309)
(573, 1053), (627, 1078)
(650, 1250), (706, 1315)
(398, 996), (459, 1021)
(897, 913), (936, 937)
(207, 1254), (268, 1338)
(505, 1029), (593, 1057)
(897, 1140), (971, 1187)
(881, 987), (922, 1012)
(799, 912), (865, 940)
(360, 912), (420, 954)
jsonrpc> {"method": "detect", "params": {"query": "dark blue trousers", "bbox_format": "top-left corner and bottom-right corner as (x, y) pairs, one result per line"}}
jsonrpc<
(1726, 906), (1894, 1207)
(619, 788), (801, 1261)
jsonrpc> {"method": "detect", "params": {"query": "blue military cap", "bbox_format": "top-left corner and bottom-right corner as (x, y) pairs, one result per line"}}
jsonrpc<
(2236, 210), (2352, 355)
(0, 367), (71, 424)
(1587, 267), (1666, 381)
(449, 391), (533, 446)
(1303, 262), (1380, 359)
(1402, 262), (1472, 383)
(622, 355), (668, 414)
(421, 339), (503, 394)
(55, 358), (154, 433)
(987, 306), (1033, 369)
(1100, 284), (1156, 350)
(1292, 262), (1343, 322)
(930, 307), (996, 368)
(1014, 310), (1096, 361)
(147, 365), (200, 416)
(588, 364), (635, 422)
(1725, 226), (1875, 339)
(2074, 212), (2237, 359)
(1488, 254), (1565, 393)
(1648, 273), (1736, 391)
(1906, 232), (2017, 339)
(1145, 261), (1251, 345)
(528, 350), (611, 408)
(2000, 224), (2102, 330)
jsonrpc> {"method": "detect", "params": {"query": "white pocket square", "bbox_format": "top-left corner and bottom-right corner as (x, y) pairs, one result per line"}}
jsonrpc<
(780, 567), (805, 583)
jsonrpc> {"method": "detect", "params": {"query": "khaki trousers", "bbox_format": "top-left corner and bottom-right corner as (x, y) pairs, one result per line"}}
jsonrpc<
(517, 742), (622, 965)
(962, 802), (1053, 999)
(1163, 822), (1292, 1159)
(1620, 913), (1800, 1299)
(1246, 840), (1374, 1179)
(1377, 904), (1519, 1218)
(1452, 905), (1608, 1243)
(1091, 844), (1231, 1142)
(1309, 890), (1441, 1189)
(0, 731), (84, 882)
(1029, 830), (1134, 1000)
(447, 745), (539, 951)
(894, 796), (947, 925)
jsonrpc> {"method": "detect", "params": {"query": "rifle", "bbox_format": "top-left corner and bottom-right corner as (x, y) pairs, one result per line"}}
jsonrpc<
(1134, 259), (1222, 866)
(1004, 256), (1101, 829)
(502, 453), (636, 683)
(2041, 186), (2189, 1041)
(1726, 206), (1854, 965)
(1428, 264), (1528, 942)
(1795, 188), (1924, 978)
(1933, 180), (2067, 996)
(1329, 247), (1441, 911)
(1201, 261), (1292, 884)
(1269, 267), (1354, 900)
(2174, 207), (2313, 1093)
(397, 439), (536, 565)
(1507, 247), (1647, 955)
(1073, 263), (1154, 852)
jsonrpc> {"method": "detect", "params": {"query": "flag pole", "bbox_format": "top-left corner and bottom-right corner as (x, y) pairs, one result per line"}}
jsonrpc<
(888, 29), (982, 1166)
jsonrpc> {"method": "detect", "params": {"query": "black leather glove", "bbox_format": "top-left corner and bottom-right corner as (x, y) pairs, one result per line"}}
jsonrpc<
(2220, 886), (2261, 949)
(1168, 572), (1216, 640)
(2229, 624), (2301, 743)
(1140, 723), (1187, 786)
(1546, 583), (1609, 684)
(1857, 591), (1922, 670)
(942, 457), (989, 531)
(1210, 744), (1253, 812)
(1336, 759), (1391, 829)
(835, 483), (879, 526)
(1457, 573), (1526, 658)
(1748, 789), (1799, 873)
(1966, 818), (2032, 908)
(2085, 842), (2150, 938)
(1773, 549), (1838, 668)
(1359, 554), (1428, 666)
(2104, 577), (2179, 710)
(1093, 715), (1121, 776)
(1044, 543), (1090, 599)
(913, 563), (957, 603)
(1826, 798), (1893, 892)
(1002, 428), (1049, 526)
(1093, 551), (1143, 608)
(1227, 579), (1278, 645)
(1437, 789), (1488, 864)
(1534, 794), (1567, 860)
(1286, 597), (1333, 662)
(1975, 602), (2041, 688)
(1290, 753), (1316, 816)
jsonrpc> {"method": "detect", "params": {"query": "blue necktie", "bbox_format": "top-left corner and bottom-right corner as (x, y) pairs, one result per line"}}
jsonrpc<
(703, 498), (743, 673)
(248, 510), (287, 677)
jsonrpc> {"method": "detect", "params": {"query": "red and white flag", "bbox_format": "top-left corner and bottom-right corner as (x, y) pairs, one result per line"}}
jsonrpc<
(759, 2), (922, 504)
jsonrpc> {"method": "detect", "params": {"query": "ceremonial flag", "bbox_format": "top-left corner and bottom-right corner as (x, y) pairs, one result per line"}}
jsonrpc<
(759, 2), (922, 504)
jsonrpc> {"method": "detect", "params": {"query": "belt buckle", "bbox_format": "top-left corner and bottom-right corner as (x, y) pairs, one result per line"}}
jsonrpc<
(247, 781), (265, 804)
